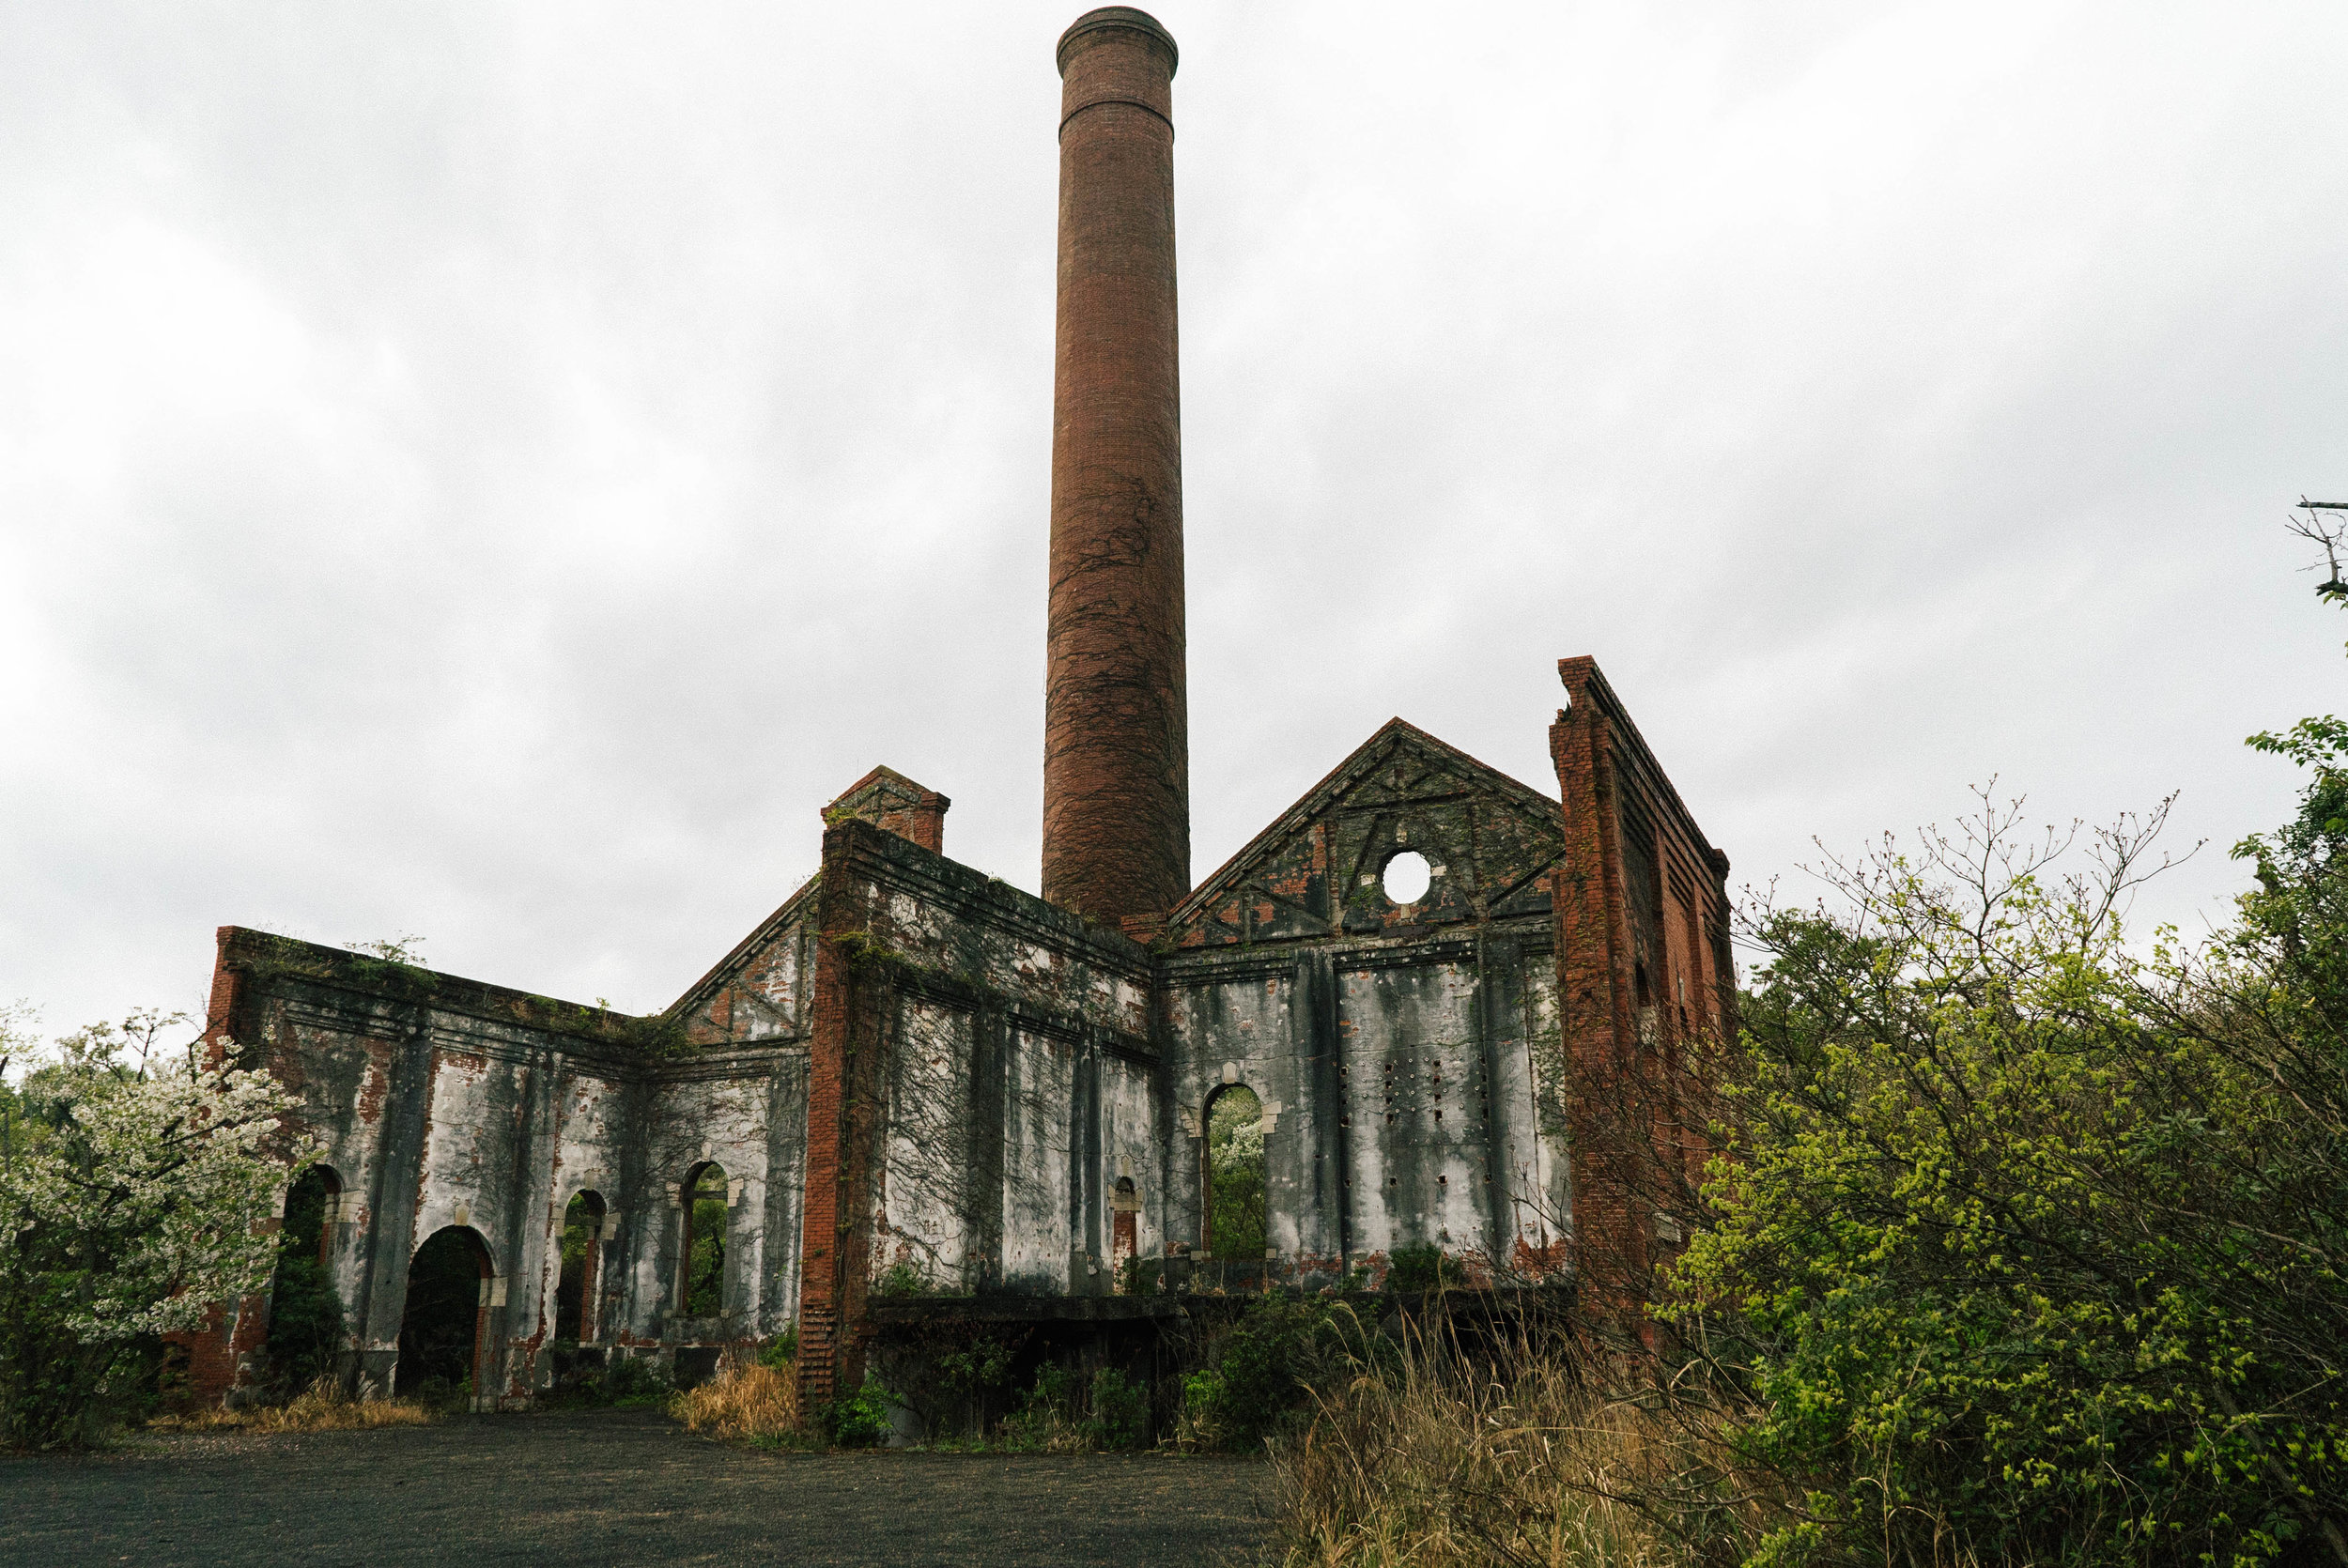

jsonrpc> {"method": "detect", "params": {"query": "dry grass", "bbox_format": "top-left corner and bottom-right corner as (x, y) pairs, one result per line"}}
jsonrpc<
(147, 1377), (436, 1434)
(671, 1357), (798, 1443)
(1265, 1323), (1764, 1568)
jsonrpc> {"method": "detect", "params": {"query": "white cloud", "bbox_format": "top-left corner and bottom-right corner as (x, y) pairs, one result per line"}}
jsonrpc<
(3, 0), (2342, 1031)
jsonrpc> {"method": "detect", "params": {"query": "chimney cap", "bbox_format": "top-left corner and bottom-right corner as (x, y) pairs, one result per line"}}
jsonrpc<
(1057, 7), (1177, 79)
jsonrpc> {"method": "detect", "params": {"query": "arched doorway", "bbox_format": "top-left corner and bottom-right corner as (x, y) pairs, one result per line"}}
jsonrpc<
(265, 1166), (344, 1392)
(679, 1163), (727, 1317)
(555, 1191), (606, 1343)
(399, 1225), (493, 1400)
(1203, 1084), (1266, 1265)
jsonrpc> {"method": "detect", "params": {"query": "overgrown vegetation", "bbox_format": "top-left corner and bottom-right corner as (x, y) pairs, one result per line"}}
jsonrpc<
(683, 1165), (727, 1317)
(816, 1374), (901, 1446)
(1651, 775), (2347, 1566)
(1381, 1244), (1465, 1295)
(1267, 1312), (1737, 1567)
(1208, 1084), (1267, 1262)
(873, 1260), (927, 1299)
(1261, 527), (2348, 1565)
(261, 1168), (344, 1398)
(998, 1361), (1151, 1452)
(538, 1350), (673, 1411)
(1175, 1295), (1385, 1453)
(0, 1007), (310, 1449)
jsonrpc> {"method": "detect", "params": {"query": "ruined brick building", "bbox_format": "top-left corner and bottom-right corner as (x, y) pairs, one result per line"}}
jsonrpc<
(185, 8), (1731, 1413)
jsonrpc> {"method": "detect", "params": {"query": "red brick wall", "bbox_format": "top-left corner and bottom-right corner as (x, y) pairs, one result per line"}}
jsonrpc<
(793, 821), (888, 1415)
(1549, 657), (1730, 1336)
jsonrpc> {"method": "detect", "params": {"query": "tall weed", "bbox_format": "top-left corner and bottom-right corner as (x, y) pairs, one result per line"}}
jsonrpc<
(1266, 1316), (1766, 1568)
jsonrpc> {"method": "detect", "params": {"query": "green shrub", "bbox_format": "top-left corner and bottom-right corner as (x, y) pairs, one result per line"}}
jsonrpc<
(1180, 1294), (1379, 1453)
(873, 1262), (924, 1299)
(1085, 1367), (1149, 1450)
(1002, 1360), (1078, 1448)
(1667, 783), (2348, 1566)
(817, 1375), (898, 1446)
(261, 1255), (344, 1395)
(934, 1335), (1012, 1406)
(602, 1354), (672, 1410)
(1001, 1360), (1151, 1451)
(1176, 1368), (1227, 1449)
(756, 1323), (797, 1370)
(1383, 1245), (1464, 1294)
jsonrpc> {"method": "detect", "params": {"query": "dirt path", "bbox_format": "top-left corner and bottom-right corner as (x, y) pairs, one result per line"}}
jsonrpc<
(1, 1409), (1272, 1567)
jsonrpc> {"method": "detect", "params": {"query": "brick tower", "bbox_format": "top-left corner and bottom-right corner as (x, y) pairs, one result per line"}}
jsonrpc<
(1041, 7), (1190, 925)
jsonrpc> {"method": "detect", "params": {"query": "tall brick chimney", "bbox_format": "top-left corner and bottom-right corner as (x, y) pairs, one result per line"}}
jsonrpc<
(1041, 7), (1189, 925)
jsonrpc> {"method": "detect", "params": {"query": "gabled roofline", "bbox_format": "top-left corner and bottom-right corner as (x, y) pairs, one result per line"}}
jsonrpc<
(1167, 716), (1560, 929)
(661, 872), (821, 1022)
(828, 764), (945, 808)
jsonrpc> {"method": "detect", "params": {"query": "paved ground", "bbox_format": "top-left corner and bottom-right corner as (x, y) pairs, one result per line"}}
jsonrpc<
(2, 1409), (1273, 1567)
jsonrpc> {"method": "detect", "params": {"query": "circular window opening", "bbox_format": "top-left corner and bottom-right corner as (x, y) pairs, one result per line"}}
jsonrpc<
(1382, 850), (1432, 905)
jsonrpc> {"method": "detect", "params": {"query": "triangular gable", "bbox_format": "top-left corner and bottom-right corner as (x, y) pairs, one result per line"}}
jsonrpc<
(1165, 719), (1565, 950)
(664, 872), (822, 1044)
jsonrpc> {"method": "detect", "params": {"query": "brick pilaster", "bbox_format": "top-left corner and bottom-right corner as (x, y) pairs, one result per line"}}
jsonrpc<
(1551, 659), (1652, 1332)
(793, 822), (883, 1417)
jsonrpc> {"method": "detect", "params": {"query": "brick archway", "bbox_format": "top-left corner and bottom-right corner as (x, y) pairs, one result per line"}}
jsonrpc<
(398, 1224), (495, 1403)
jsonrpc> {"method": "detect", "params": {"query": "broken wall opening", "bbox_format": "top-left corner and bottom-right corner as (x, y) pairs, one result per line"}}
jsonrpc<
(681, 1162), (728, 1317)
(264, 1164), (343, 1393)
(1203, 1084), (1266, 1274)
(1111, 1176), (1139, 1290)
(398, 1224), (492, 1399)
(555, 1190), (606, 1343)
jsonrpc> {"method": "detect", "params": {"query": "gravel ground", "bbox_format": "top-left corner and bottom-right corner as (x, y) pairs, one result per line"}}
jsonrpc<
(0, 1409), (1273, 1567)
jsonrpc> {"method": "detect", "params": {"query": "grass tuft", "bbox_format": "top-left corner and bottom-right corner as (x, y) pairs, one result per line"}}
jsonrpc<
(148, 1377), (436, 1434)
(672, 1357), (800, 1445)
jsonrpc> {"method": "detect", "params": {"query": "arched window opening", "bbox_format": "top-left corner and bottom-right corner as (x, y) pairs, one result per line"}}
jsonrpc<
(399, 1225), (493, 1400)
(1111, 1175), (1140, 1290)
(680, 1163), (728, 1317)
(555, 1191), (607, 1344)
(265, 1166), (344, 1393)
(285, 1164), (340, 1265)
(1203, 1085), (1266, 1264)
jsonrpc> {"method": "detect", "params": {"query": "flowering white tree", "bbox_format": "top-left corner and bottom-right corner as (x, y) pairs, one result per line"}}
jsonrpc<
(1, 1006), (314, 1447)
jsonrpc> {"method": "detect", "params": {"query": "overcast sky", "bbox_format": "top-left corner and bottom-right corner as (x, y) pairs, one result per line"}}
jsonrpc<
(4, 1), (2343, 1039)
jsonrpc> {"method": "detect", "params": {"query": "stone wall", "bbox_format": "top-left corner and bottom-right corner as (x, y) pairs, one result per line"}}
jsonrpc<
(1155, 718), (1578, 1286)
(192, 929), (804, 1407)
(786, 818), (1160, 1407)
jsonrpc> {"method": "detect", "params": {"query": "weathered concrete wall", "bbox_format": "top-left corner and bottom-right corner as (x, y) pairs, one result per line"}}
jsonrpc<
(792, 818), (1161, 1407)
(1162, 930), (1570, 1283)
(1154, 719), (1578, 1285)
(669, 879), (818, 1047)
(631, 1050), (808, 1349)
(201, 930), (806, 1407)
